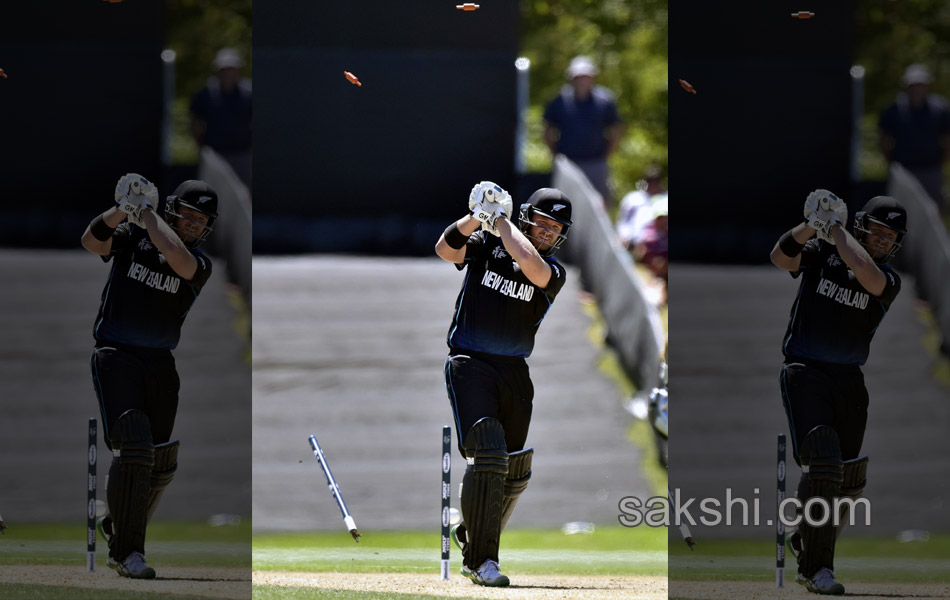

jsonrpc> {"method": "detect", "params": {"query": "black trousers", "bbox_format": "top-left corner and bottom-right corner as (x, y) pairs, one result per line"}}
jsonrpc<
(444, 351), (534, 456)
(779, 359), (869, 465)
(90, 343), (180, 449)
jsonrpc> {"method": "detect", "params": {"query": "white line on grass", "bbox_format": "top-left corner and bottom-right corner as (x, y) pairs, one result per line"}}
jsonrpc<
(254, 548), (665, 570)
(670, 556), (950, 573)
(0, 542), (248, 556)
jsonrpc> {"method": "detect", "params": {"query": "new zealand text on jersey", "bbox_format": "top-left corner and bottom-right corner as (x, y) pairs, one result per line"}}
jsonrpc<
(816, 277), (868, 309)
(127, 261), (181, 293)
(481, 269), (534, 302)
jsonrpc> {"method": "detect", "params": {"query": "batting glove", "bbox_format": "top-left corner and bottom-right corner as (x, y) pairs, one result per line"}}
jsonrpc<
(804, 189), (847, 244)
(491, 202), (511, 237)
(120, 198), (153, 228)
(821, 195), (848, 231)
(469, 181), (510, 212)
(115, 174), (157, 229)
(115, 173), (150, 201)
(492, 189), (513, 219)
(482, 183), (512, 216)
(468, 181), (490, 212)
(809, 208), (842, 245)
(804, 189), (841, 220)
(473, 201), (499, 227)
(806, 210), (828, 234)
(475, 201), (511, 237)
(115, 173), (158, 205)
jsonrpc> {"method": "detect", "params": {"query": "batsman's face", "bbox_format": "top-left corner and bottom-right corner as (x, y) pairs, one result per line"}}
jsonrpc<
(528, 215), (564, 252)
(864, 222), (898, 259)
(175, 207), (210, 243)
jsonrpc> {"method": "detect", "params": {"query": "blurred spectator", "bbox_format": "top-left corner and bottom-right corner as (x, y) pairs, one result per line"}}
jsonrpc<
(631, 195), (668, 306)
(617, 165), (667, 250)
(544, 56), (623, 208)
(190, 48), (252, 188)
(878, 64), (950, 218)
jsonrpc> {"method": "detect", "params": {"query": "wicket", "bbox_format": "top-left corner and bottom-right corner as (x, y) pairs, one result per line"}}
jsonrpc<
(776, 433), (786, 588)
(668, 485), (695, 550)
(87, 418), (97, 572)
(308, 434), (361, 542)
(441, 425), (451, 580)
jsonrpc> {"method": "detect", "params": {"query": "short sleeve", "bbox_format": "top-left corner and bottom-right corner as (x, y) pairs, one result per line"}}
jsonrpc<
(190, 89), (208, 120)
(878, 104), (896, 134)
(541, 258), (567, 301)
(876, 267), (901, 308)
(187, 251), (213, 292)
(790, 238), (822, 279)
(454, 231), (487, 271)
(101, 223), (133, 263)
(543, 96), (562, 126)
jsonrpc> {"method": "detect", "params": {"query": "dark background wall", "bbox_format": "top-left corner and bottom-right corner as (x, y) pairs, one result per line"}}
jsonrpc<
(0, 3), (164, 247)
(670, 1), (856, 262)
(253, 1), (520, 254)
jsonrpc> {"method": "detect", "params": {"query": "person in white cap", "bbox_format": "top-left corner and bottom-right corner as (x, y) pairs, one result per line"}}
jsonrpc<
(878, 63), (950, 219)
(190, 48), (253, 187)
(543, 56), (623, 208)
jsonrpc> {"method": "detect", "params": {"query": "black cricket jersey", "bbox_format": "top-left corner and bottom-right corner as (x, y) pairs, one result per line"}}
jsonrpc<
(447, 232), (566, 358)
(93, 224), (212, 350)
(782, 239), (900, 366)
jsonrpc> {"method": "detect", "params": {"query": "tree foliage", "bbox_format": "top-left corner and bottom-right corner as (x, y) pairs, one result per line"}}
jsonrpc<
(165, 0), (251, 164)
(855, 0), (950, 179)
(520, 0), (668, 203)
(166, 0), (252, 99)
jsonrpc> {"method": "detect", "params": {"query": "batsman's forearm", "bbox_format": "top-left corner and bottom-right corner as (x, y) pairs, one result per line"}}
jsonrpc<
(499, 220), (551, 288)
(832, 226), (875, 271)
(832, 225), (886, 296)
(142, 210), (199, 280)
(792, 221), (816, 243)
(498, 219), (536, 263)
(102, 207), (127, 228)
(143, 210), (187, 254)
(770, 222), (813, 270)
(832, 226), (869, 267)
(457, 214), (481, 236)
(435, 215), (481, 262)
(81, 207), (126, 255)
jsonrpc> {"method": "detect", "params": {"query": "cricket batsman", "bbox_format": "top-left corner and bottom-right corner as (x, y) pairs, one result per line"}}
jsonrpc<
(435, 181), (573, 586)
(81, 174), (218, 578)
(770, 190), (908, 595)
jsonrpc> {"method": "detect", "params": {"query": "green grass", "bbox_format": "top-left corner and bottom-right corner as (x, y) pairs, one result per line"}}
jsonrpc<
(253, 527), (666, 600)
(0, 585), (217, 600)
(252, 587), (487, 600)
(0, 521), (251, 600)
(917, 302), (950, 388)
(579, 296), (668, 498)
(253, 526), (667, 576)
(0, 520), (251, 568)
(669, 535), (950, 583)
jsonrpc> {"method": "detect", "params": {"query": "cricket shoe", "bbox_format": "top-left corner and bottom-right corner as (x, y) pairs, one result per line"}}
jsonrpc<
(461, 559), (510, 587)
(785, 530), (802, 562)
(108, 551), (156, 579)
(796, 567), (844, 595)
(96, 515), (113, 545)
(450, 523), (467, 554)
